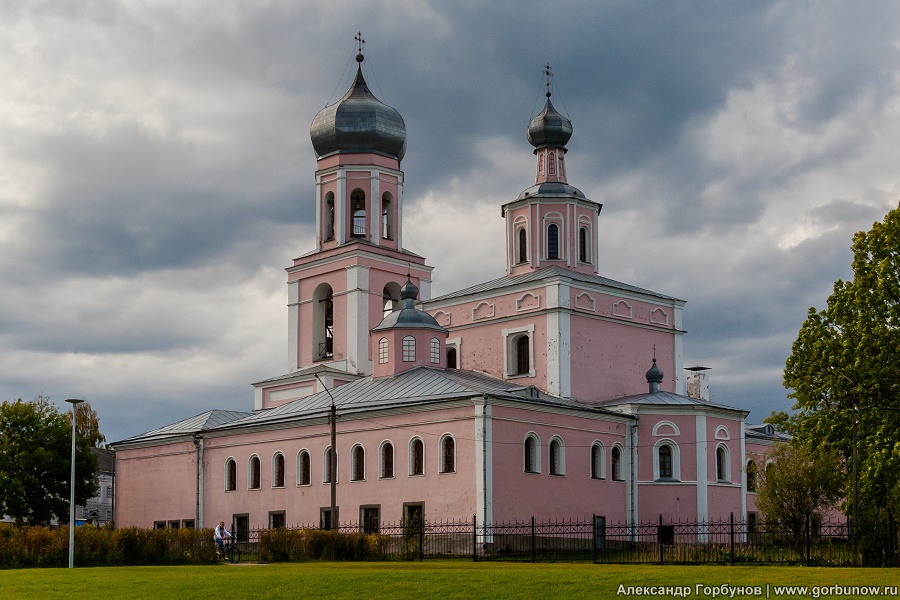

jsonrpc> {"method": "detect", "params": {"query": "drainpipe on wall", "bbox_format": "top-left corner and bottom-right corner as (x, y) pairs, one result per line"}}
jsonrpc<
(482, 394), (490, 527)
(629, 415), (639, 537)
(193, 434), (204, 528)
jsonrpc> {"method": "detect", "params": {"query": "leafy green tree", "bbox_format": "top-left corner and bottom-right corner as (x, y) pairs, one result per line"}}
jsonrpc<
(0, 397), (99, 525)
(755, 444), (843, 551)
(784, 204), (900, 516)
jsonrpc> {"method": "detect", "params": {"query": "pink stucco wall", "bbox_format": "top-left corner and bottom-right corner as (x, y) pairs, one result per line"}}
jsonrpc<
(115, 440), (198, 528)
(490, 404), (629, 523)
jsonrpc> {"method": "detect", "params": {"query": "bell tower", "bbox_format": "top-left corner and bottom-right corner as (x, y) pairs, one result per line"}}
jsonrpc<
(503, 65), (602, 277)
(286, 36), (433, 376)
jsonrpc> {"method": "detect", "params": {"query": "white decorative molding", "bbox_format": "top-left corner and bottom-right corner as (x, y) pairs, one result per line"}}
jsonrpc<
(432, 310), (451, 327)
(574, 292), (596, 312)
(715, 425), (730, 440)
(473, 302), (495, 321)
(516, 293), (541, 312)
(613, 300), (633, 318)
(652, 420), (681, 437)
(650, 307), (669, 325)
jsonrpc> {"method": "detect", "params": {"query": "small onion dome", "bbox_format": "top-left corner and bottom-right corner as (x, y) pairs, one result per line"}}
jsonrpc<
(310, 64), (407, 161)
(527, 98), (573, 149)
(646, 358), (664, 385)
(371, 278), (447, 333)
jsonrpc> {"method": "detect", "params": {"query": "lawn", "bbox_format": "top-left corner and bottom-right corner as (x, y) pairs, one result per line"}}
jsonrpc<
(1, 562), (899, 599)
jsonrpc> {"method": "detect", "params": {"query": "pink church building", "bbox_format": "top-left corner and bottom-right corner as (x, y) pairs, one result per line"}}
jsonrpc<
(111, 51), (784, 536)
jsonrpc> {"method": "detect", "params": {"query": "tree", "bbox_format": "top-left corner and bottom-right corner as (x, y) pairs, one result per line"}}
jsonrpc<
(784, 203), (900, 516)
(0, 397), (99, 525)
(755, 444), (843, 551)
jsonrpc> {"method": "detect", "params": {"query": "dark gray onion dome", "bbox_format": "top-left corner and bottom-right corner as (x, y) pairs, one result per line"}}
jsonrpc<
(372, 278), (447, 333)
(527, 97), (573, 149)
(310, 64), (407, 161)
(646, 358), (664, 393)
(517, 181), (587, 201)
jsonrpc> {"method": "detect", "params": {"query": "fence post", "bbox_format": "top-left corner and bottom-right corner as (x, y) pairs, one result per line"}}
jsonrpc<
(473, 514), (477, 563)
(658, 514), (664, 566)
(805, 513), (811, 567)
(730, 512), (735, 566)
(531, 516), (536, 563)
(592, 513), (597, 565)
(419, 516), (424, 562)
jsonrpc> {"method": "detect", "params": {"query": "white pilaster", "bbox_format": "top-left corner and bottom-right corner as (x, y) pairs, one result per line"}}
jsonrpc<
(396, 171), (404, 250)
(336, 172), (346, 243)
(740, 419), (747, 536)
(696, 414), (709, 541)
(369, 169), (380, 244)
(474, 397), (493, 527)
(287, 281), (299, 373)
(674, 306), (685, 394)
(545, 282), (571, 397)
(315, 178), (322, 250)
(345, 265), (371, 375)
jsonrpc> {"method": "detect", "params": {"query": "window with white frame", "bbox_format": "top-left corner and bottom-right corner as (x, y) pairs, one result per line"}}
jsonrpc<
(225, 458), (237, 491)
(409, 438), (425, 475)
(323, 447), (337, 483)
(503, 324), (535, 378)
(746, 459), (757, 492)
(591, 442), (605, 479)
(716, 444), (730, 482)
(380, 441), (394, 479)
(549, 437), (565, 475)
(351, 445), (365, 481)
(248, 455), (261, 489)
(430, 338), (440, 364)
(547, 223), (560, 260)
(440, 435), (455, 473)
(378, 337), (389, 364)
(402, 336), (416, 362)
(297, 450), (311, 486)
(611, 446), (623, 481)
(272, 452), (285, 487)
(524, 433), (540, 473)
(654, 440), (680, 481)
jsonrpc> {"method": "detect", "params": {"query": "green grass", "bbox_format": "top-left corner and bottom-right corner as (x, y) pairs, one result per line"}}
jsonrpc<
(1, 562), (899, 599)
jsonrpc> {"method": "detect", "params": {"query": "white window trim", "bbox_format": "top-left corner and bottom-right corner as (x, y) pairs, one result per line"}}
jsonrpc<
(652, 420), (681, 437)
(224, 456), (237, 492)
(439, 433), (457, 474)
(271, 452), (285, 488)
(379, 440), (395, 480)
(611, 444), (625, 481)
(408, 437), (425, 476)
(430, 337), (441, 364)
(446, 337), (461, 369)
(350, 444), (366, 482)
(248, 454), (261, 490)
(296, 449), (311, 487)
(714, 425), (730, 440)
(378, 337), (389, 364)
(590, 441), (606, 479)
(549, 435), (566, 476)
(323, 447), (339, 483)
(653, 439), (681, 481)
(715, 443), (730, 482)
(502, 324), (536, 378)
(402, 335), (416, 362)
(523, 431), (542, 474)
(577, 219), (592, 264)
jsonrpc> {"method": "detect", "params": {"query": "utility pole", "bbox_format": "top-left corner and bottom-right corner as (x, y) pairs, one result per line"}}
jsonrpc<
(330, 400), (337, 530)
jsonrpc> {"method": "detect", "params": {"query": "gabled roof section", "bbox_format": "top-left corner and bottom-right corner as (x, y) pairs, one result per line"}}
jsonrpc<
(424, 265), (682, 304)
(213, 366), (628, 431)
(253, 364), (359, 387)
(596, 390), (747, 415)
(111, 409), (252, 446)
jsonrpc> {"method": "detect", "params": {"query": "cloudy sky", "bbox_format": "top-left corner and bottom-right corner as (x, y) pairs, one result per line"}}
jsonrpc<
(2, 1), (898, 444)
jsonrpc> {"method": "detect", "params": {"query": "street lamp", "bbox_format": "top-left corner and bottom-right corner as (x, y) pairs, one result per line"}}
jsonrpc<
(65, 398), (84, 569)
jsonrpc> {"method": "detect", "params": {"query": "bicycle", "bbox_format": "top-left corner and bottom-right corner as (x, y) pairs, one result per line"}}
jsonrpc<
(217, 538), (242, 563)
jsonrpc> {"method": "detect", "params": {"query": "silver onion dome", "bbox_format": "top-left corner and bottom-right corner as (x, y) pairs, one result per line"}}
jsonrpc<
(371, 278), (447, 333)
(527, 97), (573, 149)
(310, 59), (407, 161)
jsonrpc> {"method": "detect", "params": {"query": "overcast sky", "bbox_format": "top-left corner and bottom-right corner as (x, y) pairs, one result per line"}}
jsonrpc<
(2, 1), (899, 444)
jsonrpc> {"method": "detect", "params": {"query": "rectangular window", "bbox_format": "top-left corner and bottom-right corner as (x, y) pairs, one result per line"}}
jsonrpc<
(403, 503), (424, 528)
(153, 521), (166, 530)
(168, 520), (180, 529)
(269, 511), (286, 529)
(378, 338), (388, 363)
(233, 514), (249, 542)
(182, 519), (195, 529)
(361, 506), (380, 534)
(320, 507), (339, 530)
(430, 338), (440, 364)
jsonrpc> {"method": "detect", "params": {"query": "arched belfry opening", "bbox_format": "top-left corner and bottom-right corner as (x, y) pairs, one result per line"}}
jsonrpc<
(383, 282), (401, 317)
(351, 189), (366, 238)
(313, 283), (334, 361)
(381, 192), (393, 240)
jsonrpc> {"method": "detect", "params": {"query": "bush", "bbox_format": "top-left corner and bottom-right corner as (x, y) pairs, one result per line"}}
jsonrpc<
(257, 528), (383, 563)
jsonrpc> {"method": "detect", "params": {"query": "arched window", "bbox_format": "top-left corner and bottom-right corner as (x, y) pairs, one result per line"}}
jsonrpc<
(383, 282), (400, 317)
(524, 433), (540, 473)
(378, 338), (389, 364)
(440, 435), (455, 473)
(658, 444), (673, 479)
(351, 189), (366, 237)
(298, 450), (311, 486)
(549, 437), (564, 475)
(591, 442), (605, 479)
(746, 459), (757, 492)
(430, 338), (440, 364)
(272, 453), (285, 487)
(611, 446), (623, 481)
(579, 227), (588, 263)
(548, 151), (556, 175)
(324, 192), (335, 240)
(313, 284), (334, 360)
(716, 444), (730, 482)
(381, 193), (393, 240)
(249, 455), (261, 490)
(324, 447), (337, 483)
(518, 228), (527, 264)
(409, 438), (424, 475)
(402, 336), (416, 362)
(225, 458), (237, 491)
(547, 223), (559, 260)
(446, 347), (457, 369)
(351, 445), (365, 481)
(515, 335), (530, 375)
(381, 442), (394, 478)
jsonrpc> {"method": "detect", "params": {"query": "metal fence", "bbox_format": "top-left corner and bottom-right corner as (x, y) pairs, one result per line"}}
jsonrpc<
(232, 514), (896, 567)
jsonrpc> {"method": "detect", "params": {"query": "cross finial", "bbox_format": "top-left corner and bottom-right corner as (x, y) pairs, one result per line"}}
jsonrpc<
(543, 63), (554, 98)
(355, 31), (366, 55)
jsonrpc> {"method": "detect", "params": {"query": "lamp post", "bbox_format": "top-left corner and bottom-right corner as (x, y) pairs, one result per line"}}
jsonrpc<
(65, 398), (84, 569)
